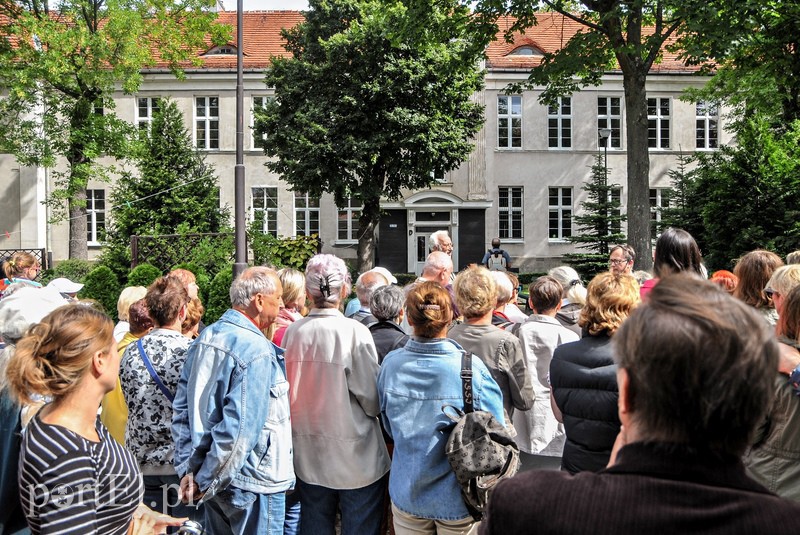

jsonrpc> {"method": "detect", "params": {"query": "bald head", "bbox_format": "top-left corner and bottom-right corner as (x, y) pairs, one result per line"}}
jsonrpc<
(356, 270), (389, 306)
(421, 251), (454, 287)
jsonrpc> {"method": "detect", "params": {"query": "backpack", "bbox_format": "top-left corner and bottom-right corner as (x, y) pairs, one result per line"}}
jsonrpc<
(443, 351), (520, 521)
(487, 250), (507, 271)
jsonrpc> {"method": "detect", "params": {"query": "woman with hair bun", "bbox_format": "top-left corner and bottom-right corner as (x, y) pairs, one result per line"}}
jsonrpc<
(378, 281), (505, 533)
(6, 304), (183, 534)
(1, 252), (42, 295)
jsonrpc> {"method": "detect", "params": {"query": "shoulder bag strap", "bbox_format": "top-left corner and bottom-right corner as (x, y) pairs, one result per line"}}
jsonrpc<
(136, 338), (175, 403)
(461, 351), (474, 413)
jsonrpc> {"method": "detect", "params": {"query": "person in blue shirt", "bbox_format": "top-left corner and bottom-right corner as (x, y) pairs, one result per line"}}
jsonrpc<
(481, 238), (512, 272)
(378, 281), (505, 534)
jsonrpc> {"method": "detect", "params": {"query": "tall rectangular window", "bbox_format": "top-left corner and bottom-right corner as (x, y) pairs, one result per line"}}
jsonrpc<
(696, 101), (719, 149)
(548, 97), (572, 148)
(337, 198), (362, 241)
(252, 96), (273, 149)
(136, 97), (161, 130)
(548, 187), (572, 240)
(195, 96), (219, 150)
(597, 97), (622, 148)
(498, 186), (523, 239)
(86, 189), (105, 245)
(252, 186), (278, 237)
(647, 97), (671, 149)
(294, 192), (320, 236)
(498, 95), (522, 148)
(649, 188), (671, 240)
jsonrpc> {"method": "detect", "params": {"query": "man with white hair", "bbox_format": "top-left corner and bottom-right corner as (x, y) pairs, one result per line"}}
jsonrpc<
(349, 270), (390, 326)
(429, 230), (453, 256)
(173, 267), (294, 533)
(490, 271), (515, 326)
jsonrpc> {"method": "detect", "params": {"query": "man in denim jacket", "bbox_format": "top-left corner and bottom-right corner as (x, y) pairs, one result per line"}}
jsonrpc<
(172, 267), (294, 533)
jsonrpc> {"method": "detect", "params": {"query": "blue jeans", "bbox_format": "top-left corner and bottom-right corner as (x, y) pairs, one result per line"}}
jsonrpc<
(284, 489), (301, 535)
(204, 487), (285, 535)
(297, 475), (387, 535)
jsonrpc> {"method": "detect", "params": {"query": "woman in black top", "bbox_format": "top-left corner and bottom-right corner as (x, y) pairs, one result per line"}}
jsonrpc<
(6, 304), (183, 534)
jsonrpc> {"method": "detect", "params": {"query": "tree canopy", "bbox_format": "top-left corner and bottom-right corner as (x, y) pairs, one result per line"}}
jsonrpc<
(0, 0), (229, 259)
(256, 0), (485, 272)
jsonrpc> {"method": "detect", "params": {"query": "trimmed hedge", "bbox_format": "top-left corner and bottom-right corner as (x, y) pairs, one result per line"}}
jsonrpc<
(205, 267), (234, 324)
(80, 266), (122, 319)
(127, 263), (162, 288)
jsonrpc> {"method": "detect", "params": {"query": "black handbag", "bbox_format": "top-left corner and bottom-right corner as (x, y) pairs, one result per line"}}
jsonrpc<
(443, 351), (520, 521)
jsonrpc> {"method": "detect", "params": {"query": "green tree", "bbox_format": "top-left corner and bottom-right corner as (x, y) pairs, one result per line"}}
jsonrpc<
(103, 99), (230, 279)
(566, 155), (627, 278)
(0, 1), (229, 259)
(80, 265), (121, 318)
(257, 0), (484, 273)
(657, 153), (702, 239)
(677, 0), (800, 129)
(471, 1), (688, 271)
(691, 118), (800, 270)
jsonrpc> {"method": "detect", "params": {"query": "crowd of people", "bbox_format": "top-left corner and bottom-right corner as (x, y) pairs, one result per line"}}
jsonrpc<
(3, 229), (800, 534)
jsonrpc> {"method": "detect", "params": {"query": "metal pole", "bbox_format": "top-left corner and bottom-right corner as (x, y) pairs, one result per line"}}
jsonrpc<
(233, 0), (247, 278)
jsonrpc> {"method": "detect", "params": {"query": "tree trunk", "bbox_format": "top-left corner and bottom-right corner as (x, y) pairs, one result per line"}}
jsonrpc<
(356, 194), (381, 274)
(623, 67), (653, 272)
(67, 97), (93, 260)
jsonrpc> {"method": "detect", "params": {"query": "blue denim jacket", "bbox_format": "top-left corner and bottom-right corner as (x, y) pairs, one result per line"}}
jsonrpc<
(172, 309), (294, 501)
(377, 337), (505, 520)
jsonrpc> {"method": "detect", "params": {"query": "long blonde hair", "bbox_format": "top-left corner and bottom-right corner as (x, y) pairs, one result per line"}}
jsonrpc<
(6, 305), (113, 405)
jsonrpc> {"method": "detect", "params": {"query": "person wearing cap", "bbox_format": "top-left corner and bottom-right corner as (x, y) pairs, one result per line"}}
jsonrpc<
(47, 277), (84, 301)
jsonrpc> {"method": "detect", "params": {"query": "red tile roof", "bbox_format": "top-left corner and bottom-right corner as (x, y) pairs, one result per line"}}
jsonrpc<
(485, 13), (699, 73)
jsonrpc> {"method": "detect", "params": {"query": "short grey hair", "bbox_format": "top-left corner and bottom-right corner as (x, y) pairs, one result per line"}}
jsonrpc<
(306, 254), (351, 309)
(356, 270), (388, 305)
(370, 284), (405, 321)
(230, 266), (279, 307)
(490, 271), (513, 306)
(429, 230), (450, 251)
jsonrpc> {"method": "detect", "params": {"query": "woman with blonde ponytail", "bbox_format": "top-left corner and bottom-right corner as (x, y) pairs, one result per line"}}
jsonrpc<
(7, 304), (184, 534)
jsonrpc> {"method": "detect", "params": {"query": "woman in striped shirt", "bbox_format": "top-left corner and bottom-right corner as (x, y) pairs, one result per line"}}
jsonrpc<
(6, 304), (183, 534)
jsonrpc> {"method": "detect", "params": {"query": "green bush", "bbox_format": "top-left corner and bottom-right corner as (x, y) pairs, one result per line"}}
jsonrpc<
(80, 266), (122, 319)
(394, 273), (416, 286)
(248, 223), (319, 270)
(205, 266), (234, 324)
(40, 259), (95, 286)
(127, 263), (162, 288)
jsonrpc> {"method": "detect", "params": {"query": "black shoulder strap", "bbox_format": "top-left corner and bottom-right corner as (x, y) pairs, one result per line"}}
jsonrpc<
(460, 351), (474, 413)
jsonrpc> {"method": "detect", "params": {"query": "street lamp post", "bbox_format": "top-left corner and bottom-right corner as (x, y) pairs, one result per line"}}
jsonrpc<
(599, 127), (612, 250)
(233, 0), (247, 278)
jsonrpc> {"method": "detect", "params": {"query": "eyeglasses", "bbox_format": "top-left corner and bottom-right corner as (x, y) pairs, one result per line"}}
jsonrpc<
(765, 288), (779, 299)
(609, 259), (629, 266)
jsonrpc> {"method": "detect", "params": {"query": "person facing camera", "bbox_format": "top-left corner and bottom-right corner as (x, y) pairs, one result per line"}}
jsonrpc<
(481, 275), (800, 534)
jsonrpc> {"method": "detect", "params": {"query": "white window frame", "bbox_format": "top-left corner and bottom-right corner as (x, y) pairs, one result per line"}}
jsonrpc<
(548, 187), (572, 242)
(294, 192), (320, 237)
(195, 96), (220, 150)
(498, 186), (523, 240)
(337, 197), (361, 243)
(647, 97), (671, 149)
(86, 189), (105, 246)
(696, 101), (719, 150)
(251, 95), (273, 150)
(649, 187), (671, 240)
(251, 186), (278, 237)
(136, 97), (161, 131)
(497, 95), (522, 149)
(597, 96), (622, 149)
(547, 97), (572, 149)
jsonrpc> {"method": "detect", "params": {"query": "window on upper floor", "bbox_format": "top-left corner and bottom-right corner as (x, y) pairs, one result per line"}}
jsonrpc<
(498, 186), (523, 239)
(294, 192), (320, 237)
(136, 97), (161, 131)
(252, 186), (278, 237)
(597, 97), (622, 149)
(548, 97), (572, 149)
(337, 198), (362, 242)
(195, 96), (219, 150)
(648, 97), (671, 149)
(548, 187), (572, 241)
(696, 101), (719, 150)
(86, 189), (106, 245)
(498, 95), (522, 149)
(252, 96), (273, 150)
(650, 188), (671, 240)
